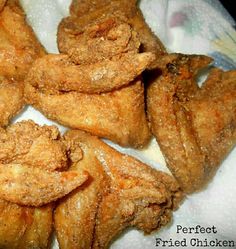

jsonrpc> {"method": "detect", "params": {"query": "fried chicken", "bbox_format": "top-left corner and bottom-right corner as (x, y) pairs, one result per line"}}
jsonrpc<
(0, 199), (52, 249)
(147, 54), (236, 193)
(0, 77), (24, 126)
(0, 0), (45, 126)
(0, 121), (88, 248)
(0, 0), (6, 11)
(24, 0), (157, 148)
(55, 130), (182, 249)
(59, 0), (166, 68)
(26, 52), (155, 94)
(25, 79), (151, 148)
(0, 120), (67, 170)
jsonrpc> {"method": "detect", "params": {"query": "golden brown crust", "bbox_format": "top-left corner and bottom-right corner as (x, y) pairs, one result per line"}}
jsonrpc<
(25, 79), (151, 148)
(26, 52), (155, 94)
(0, 163), (88, 206)
(59, 0), (166, 68)
(0, 120), (67, 171)
(147, 53), (236, 193)
(0, 199), (53, 249)
(0, 0), (6, 12)
(58, 16), (141, 65)
(0, 0), (46, 126)
(55, 130), (183, 249)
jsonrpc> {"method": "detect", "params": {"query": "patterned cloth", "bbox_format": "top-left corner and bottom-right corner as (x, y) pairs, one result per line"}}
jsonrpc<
(141, 0), (236, 70)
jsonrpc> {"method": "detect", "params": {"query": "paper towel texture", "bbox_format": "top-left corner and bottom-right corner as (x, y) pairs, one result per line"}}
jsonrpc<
(17, 0), (236, 248)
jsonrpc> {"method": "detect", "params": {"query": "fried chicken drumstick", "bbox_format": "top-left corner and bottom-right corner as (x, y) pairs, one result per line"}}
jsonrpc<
(147, 54), (236, 193)
(0, 0), (45, 126)
(55, 130), (182, 249)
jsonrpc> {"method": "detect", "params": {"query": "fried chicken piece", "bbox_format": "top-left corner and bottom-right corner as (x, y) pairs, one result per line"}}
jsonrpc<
(0, 0), (45, 126)
(0, 120), (67, 171)
(0, 77), (24, 126)
(0, 163), (88, 206)
(0, 199), (52, 249)
(55, 130), (182, 249)
(147, 54), (236, 193)
(25, 79), (151, 148)
(59, 0), (166, 68)
(0, 121), (87, 247)
(58, 16), (141, 65)
(26, 52), (155, 94)
(0, 0), (45, 80)
(0, 0), (6, 11)
(0, 121), (66, 248)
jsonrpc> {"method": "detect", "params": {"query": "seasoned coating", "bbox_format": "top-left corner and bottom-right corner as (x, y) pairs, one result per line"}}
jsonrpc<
(147, 54), (236, 193)
(0, 0), (45, 80)
(55, 130), (183, 249)
(0, 0), (45, 126)
(0, 163), (88, 206)
(0, 0), (6, 11)
(59, 0), (166, 68)
(26, 52), (155, 94)
(0, 199), (52, 249)
(58, 16), (141, 65)
(0, 120), (67, 171)
(25, 80), (151, 148)
(0, 78), (24, 126)
(0, 121), (68, 248)
(24, 0), (155, 147)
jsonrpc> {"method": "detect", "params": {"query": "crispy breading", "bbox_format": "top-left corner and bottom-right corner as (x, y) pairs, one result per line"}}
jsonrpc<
(26, 52), (155, 94)
(0, 199), (53, 249)
(147, 54), (236, 193)
(0, 0), (6, 11)
(0, 120), (67, 171)
(55, 130), (183, 249)
(0, 0), (45, 126)
(58, 16), (140, 65)
(0, 0), (45, 80)
(0, 78), (24, 126)
(59, 0), (166, 68)
(0, 163), (88, 206)
(25, 79), (151, 148)
(0, 120), (68, 248)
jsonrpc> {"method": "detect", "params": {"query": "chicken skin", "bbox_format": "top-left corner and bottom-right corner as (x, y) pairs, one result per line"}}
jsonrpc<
(0, 121), (88, 248)
(0, 199), (52, 249)
(0, 0), (45, 126)
(55, 130), (182, 249)
(60, 0), (166, 68)
(147, 54), (236, 193)
(24, 0), (158, 148)
(0, 0), (6, 11)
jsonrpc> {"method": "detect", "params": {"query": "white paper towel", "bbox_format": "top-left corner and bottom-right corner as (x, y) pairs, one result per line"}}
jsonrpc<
(18, 0), (236, 248)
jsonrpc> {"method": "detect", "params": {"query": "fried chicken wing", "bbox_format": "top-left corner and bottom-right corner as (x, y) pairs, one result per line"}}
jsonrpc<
(25, 79), (151, 148)
(58, 16), (140, 65)
(0, 77), (24, 126)
(25, 0), (154, 147)
(55, 130), (183, 249)
(0, 199), (52, 249)
(0, 0), (45, 126)
(26, 52), (155, 94)
(147, 54), (236, 193)
(0, 121), (65, 248)
(0, 120), (67, 171)
(0, 121), (87, 248)
(0, 163), (88, 206)
(59, 0), (166, 68)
